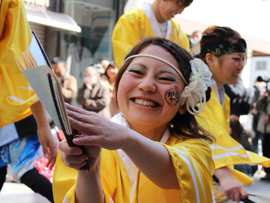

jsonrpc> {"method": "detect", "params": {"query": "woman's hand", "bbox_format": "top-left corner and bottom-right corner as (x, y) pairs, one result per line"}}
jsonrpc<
(37, 124), (57, 169)
(65, 103), (130, 150)
(220, 176), (247, 202)
(215, 167), (248, 202)
(59, 139), (101, 172)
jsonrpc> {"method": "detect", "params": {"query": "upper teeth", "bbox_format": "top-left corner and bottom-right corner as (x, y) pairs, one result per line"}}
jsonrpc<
(134, 99), (156, 107)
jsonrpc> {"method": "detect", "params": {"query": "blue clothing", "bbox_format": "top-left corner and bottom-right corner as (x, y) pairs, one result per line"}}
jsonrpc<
(0, 133), (40, 180)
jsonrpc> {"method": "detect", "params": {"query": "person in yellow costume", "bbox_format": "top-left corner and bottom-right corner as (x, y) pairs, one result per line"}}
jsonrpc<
(196, 26), (270, 202)
(0, 0), (57, 181)
(53, 37), (215, 203)
(112, 0), (192, 69)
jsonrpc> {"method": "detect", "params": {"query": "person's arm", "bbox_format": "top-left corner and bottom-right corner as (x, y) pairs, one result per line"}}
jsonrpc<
(59, 139), (103, 203)
(30, 100), (57, 169)
(60, 104), (214, 202)
(122, 130), (179, 189)
(84, 85), (111, 112)
(215, 167), (248, 202)
(75, 169), (104, 203)
(66, 104), (179, 189)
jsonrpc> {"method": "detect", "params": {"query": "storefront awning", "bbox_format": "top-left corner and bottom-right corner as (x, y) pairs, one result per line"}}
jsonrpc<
(24, 5), (81, 33)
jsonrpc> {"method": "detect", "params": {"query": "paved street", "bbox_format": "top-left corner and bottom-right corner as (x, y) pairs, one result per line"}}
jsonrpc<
(0, 169), (269, 203)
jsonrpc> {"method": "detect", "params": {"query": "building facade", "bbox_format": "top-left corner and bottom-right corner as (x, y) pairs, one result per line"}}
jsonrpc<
(23, 0), (128, 87)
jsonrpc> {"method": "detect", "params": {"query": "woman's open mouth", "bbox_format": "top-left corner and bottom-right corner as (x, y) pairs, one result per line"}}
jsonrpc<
(131, 98), (160, 108)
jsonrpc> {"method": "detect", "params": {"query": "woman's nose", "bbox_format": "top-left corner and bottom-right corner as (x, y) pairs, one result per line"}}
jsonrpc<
(239, 59), (245, 70)
(138, 78), (157, 92)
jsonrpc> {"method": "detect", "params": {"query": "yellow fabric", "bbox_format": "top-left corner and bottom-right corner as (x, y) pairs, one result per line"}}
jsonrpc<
(53, 136), (214, 203)
(112, 8), (190, 69)
(196, 88), (270, 185)
(0, 0), (37, 127)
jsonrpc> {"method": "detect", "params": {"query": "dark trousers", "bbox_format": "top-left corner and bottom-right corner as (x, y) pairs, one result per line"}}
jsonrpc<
(0, 166), (53, 202)
(0, 166), (7, 191)
(262, 133), (270, 174)
(21, 168), (54, 202)
(252, 130), (264, 154)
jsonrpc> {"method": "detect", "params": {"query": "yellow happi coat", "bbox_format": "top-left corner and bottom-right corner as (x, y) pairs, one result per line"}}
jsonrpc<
(0, 0), (37, 127)
(196, 88), (270, 185)
(53, 136), (215, 203)
(111, 3), (190, 69)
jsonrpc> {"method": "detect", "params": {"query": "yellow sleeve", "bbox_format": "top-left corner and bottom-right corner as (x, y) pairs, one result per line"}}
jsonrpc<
(0, 0), (37, 127)
(161, 138), (215, 203)
(112, 9), (145, 69)
(196, 89), (270, 185)
(170, 20), (190, 51)
(53, 149), (130, 203)
(52, 152), (78, 203)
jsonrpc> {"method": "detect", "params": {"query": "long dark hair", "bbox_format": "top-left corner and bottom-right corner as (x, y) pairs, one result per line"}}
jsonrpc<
(114, 37), (214, 143)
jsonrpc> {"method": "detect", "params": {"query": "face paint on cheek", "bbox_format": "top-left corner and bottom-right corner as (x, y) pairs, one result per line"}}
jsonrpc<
(164, 86), (180, 106)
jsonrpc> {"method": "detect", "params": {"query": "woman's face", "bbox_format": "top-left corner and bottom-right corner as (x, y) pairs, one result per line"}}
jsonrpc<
(211, 53), (246, 87)
(159, 0), (185, 21)
(107, 66), (118, 80)
(117, 45), (185, 128)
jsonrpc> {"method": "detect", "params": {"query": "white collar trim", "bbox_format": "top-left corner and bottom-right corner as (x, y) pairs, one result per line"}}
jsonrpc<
(140, 2), (171, 39)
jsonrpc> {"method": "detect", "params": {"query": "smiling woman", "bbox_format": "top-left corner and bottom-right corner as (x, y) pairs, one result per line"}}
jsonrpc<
(196, 26), (270, 203)
(53, 37), (215, 203)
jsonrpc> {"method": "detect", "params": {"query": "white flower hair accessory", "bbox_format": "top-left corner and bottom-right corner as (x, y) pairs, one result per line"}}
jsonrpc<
(179, 58), (212, 115)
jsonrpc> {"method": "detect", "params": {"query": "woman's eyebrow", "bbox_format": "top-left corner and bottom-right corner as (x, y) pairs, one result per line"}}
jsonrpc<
(131, 62), (147, 70)
(159, 70), (177, 75)
(234, 53), (245, 58)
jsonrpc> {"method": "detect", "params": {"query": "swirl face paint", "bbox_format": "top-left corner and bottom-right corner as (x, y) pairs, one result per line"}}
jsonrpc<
(165, 86), (180, 106)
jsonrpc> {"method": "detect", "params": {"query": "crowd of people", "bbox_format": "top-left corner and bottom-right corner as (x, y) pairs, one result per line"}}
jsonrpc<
(51, 57), (119, 120)
(1, 0), (270, 203)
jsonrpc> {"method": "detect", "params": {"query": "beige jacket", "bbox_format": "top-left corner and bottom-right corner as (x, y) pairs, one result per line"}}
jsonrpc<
(61, 73), (77, 104)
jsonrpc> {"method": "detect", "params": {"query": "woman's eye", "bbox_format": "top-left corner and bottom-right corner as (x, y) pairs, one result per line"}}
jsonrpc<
(233, 58), (240, 61)
(127, 68), (143, 75)
(159, 77), (177, 82)
(131, 69), (143, 75)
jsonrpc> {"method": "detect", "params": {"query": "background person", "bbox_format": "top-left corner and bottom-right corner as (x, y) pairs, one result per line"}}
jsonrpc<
(112, 0), (192, 69)
(77, 66), (111, 119)
(251, 76), (266, 154)
(256, 88), (270, 181)
(196, 26), (270, 202)
(101, 61), (119, 117)
(189, 30), (202, 56)
(51, 57), (78, 104)
(0, 1), (57, 201)
(0, 117), (55, 202)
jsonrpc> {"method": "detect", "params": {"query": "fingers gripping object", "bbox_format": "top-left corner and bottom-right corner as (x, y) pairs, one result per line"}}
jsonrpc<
(70, 129), (89, 171)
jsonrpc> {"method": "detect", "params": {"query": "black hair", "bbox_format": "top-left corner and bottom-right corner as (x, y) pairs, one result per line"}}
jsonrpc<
(51, 57), (65, 66)
(199, 26), (246, 62)
(179, 0), (193, 7)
